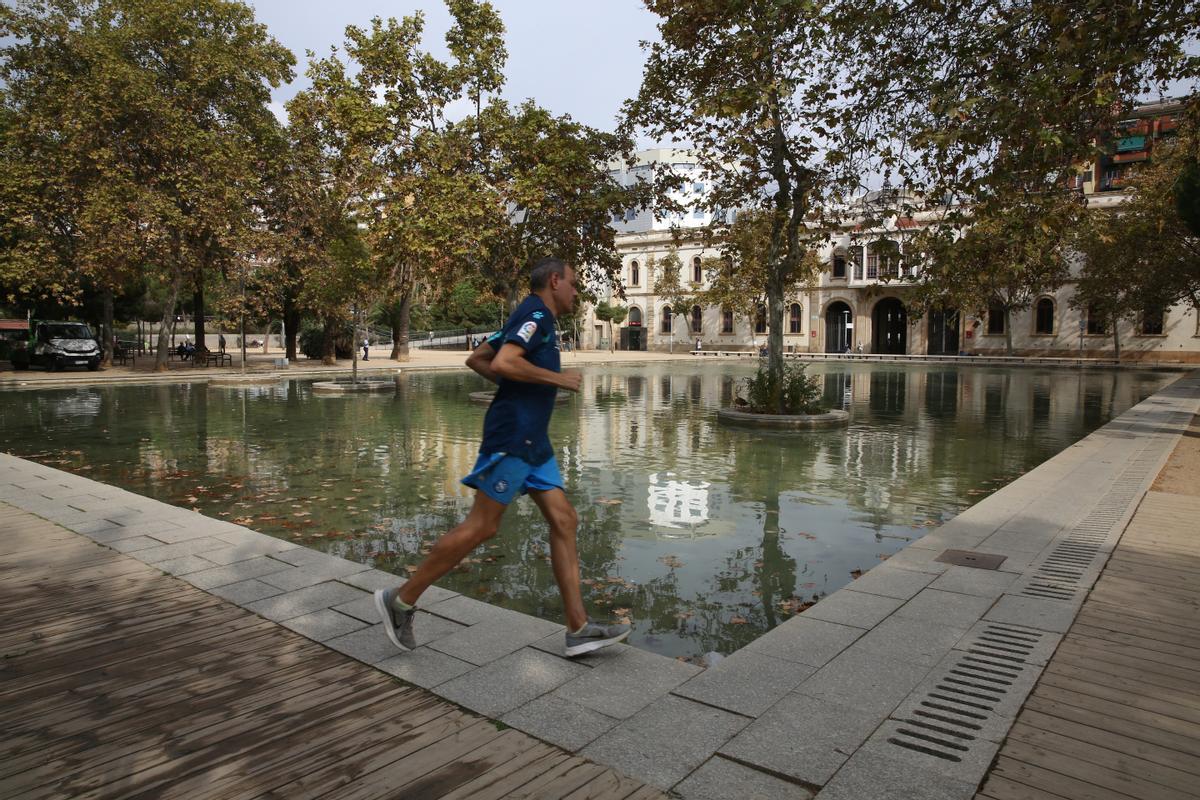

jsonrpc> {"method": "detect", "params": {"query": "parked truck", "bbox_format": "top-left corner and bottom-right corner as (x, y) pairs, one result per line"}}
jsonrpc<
(7, 320), (102, 371)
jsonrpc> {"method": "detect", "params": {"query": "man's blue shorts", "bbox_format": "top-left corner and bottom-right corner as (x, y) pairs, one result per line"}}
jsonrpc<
(461, 451), (563, 505)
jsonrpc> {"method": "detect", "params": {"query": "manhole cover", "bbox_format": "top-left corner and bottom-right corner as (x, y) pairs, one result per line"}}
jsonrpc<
(935, 549), (1007, 570)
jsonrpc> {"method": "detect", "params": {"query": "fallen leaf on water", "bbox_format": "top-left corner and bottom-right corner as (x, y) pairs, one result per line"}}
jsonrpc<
(404, 565), (418, 573)
(595, 497), (622, 506)
(658, 555), (684, 569)
(849, 569), (863, 579)
(877, 553), (891, 561)
(730, 616), (748, 624)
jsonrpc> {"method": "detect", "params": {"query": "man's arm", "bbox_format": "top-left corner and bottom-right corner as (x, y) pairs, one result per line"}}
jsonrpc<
(465, 340), (500, 384)
(492, 343), (581, 392)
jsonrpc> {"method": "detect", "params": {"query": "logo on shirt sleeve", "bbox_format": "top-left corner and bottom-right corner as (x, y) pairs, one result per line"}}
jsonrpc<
(517, 321), (538, 342)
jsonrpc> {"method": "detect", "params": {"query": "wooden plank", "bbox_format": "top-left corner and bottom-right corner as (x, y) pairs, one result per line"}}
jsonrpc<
(1036, 670), (1200, 725)
(998, 738), (1195, 800)
(1017, 709), (1200, 778)
(1042, 662), (1200, 715)
(437, 746), (571, 800)
(1024, 689), (1200, 759)
(988, 755), (1142, 800)
(387, 729), (544, 800)
(977, 773), (1079, 800)
(1008, 722), (1200, 795)
(561, 768), (660, 800)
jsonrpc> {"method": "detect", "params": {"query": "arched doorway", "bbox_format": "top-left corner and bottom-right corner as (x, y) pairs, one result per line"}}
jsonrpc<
(825, 301), (853, 353)
(625, 306), (643, 351)
(927, 308), (959, 355)
(873, 298), (907, 354)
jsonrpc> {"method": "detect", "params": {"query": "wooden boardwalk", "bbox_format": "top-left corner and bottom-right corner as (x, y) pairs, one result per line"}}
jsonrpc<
(975, 416), (1200, 800)
(0, 503), (667, 800)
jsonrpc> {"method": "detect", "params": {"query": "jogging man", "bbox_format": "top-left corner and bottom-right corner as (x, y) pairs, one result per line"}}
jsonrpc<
(375, 257), (631, 658)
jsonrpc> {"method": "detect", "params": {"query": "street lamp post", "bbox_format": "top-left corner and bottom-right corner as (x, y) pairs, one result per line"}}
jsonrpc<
(239, 267), (247, 374)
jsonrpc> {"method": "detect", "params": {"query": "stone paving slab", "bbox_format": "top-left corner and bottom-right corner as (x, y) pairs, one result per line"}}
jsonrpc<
(742, 615), (864, 667)
(375, 646), (475, 688)
(500, 693), (620, 752)
(434, 647), (587, 717)
(792, 646), (933, 717)
(671, 648), (814, 717)
(551, 644), (701, 719)
(675, 756), (815, 800)
(279, 608), (367, 641)
(718, 691), (886, 786)
(244, 580), (367, 622)
(581, 695), (752, 789)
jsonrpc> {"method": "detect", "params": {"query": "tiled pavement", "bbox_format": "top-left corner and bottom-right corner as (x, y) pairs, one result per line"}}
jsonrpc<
(1, 369), (1197, 799)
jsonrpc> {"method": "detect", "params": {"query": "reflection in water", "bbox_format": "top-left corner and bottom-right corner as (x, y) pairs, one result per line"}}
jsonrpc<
(0, 363), (1173, 660)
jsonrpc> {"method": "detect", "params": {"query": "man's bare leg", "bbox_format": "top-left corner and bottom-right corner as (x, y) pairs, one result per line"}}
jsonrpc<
(529, 487), (588, 632)
(397, 491), (507, 606)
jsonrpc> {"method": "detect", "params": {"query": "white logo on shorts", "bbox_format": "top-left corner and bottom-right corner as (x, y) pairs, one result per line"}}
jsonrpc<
(517, 321), (538, 342)
(493, 480), (509, 493)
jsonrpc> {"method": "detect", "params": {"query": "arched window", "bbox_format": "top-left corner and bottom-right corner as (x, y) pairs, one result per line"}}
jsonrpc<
(690, 305), (702, 333)
(987, 302), (1006, 335)
(789, 303), (802, 333)
(755, 305), (767, 334)
(628, 306), (642, 326)
(1034, 298), (1055, 334)
(692, 256), (703, 284)
(630, 260), (639, 287)
(722, 307), (734, 333)
(661, 305), (673, 334)
(832, 250), (847, 279)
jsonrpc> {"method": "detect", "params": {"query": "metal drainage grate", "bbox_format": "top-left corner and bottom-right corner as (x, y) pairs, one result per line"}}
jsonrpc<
(887, 623), (1046, 761)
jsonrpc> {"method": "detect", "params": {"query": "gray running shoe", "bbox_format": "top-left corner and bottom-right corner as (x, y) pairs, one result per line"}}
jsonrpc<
(374, 588), (416, 651)
(565, 620), (631, 657)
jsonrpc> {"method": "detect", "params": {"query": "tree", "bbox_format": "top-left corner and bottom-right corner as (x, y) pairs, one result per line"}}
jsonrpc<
(476, 99), (650, 309)
(593, 300), (627, 353)
(842, 0), (1200, 347)
(649, 250), (693, 353)
(0, 0), (294, 371)
(1072, 112), (1200, 354)
(694, 209), (819, 347)
(624, 1), (843, 412)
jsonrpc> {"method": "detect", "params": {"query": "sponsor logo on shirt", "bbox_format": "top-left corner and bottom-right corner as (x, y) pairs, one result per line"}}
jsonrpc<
(494, 480), (509, 493)
(517, 321), (538, 342)
(532, 311), (544, 319)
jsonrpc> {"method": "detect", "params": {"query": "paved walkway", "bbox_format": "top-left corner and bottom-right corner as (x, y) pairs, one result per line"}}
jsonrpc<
(974, 414), (1200, 800)
(1, 370), (1197, 799)
(0, 501), (668, 800)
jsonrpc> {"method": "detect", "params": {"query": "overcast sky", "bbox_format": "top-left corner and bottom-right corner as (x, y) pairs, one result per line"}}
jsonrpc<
(248, 0), (660, 134)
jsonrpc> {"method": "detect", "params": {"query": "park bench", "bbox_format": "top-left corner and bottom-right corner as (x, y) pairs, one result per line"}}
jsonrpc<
(193, 349), (232, 367)
(112, 341), (137, 366)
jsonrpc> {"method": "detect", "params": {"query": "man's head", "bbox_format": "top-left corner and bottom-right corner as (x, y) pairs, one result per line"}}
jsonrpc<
(530, 257), (577, 316)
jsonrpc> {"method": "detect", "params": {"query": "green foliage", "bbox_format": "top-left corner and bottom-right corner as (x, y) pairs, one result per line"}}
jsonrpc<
(738, 362), (827, 416)
(593, 300), (628, 353)
(298, 323), (352, 360)
(0, 0), (295, 369)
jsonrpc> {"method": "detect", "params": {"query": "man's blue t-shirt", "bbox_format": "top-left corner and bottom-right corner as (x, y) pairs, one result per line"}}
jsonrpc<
(480, 294), (560, 465)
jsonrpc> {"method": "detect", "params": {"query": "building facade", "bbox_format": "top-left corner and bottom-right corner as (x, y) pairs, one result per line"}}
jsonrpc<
(582, 135), (1200, 363)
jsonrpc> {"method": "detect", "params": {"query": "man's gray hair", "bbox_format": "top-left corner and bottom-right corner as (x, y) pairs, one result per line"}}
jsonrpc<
(530, 257), (568, 291)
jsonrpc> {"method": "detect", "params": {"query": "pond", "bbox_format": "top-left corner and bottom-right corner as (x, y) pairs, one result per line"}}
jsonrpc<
(0, 362), (1174, 660)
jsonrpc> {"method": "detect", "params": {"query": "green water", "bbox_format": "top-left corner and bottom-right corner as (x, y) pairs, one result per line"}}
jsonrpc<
(0, 363), (1173, 660)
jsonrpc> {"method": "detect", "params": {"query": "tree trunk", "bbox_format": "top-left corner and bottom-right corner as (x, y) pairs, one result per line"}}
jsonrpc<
(395, 289), (412, 361)
(608, 320), (614, 353)
(1111, 319), (1121, 360)
(100, 288), (114, 368)
(193, 281), (205, 353)
(321, 317), (336, 365)
(1004, 309), (1014, 355)
(154, 270), (184, 372)
(283, 296), (300, 361)
(767, 279), (785, 413)
(390, 313), (402, 360)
